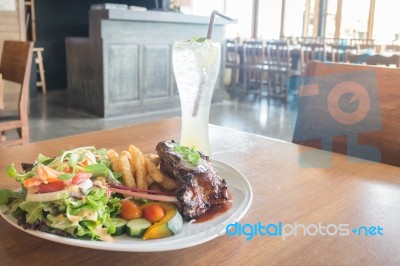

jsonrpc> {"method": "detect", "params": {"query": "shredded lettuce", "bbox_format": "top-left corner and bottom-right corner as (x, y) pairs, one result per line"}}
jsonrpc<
(1, 146), (125, 241)
(8, 186), (121, 240)
(0, 189), (26, 205)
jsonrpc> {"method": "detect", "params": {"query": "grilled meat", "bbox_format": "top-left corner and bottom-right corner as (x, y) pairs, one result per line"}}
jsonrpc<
(156, 140), (232, 221)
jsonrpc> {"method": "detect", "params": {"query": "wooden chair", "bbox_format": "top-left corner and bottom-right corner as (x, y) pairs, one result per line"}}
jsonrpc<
(33, 47), (47, 94)
(242, 40), (266, 94)
(364, 54), (400, 68)
(299, 43), (327, 75)
(0, 41), (33, 146)
(293, 61), (400, 167)
(346, 52), (372, 64)
(383, 44), (400, 52)
(350, 39), (376, 51)
(265, 40), (293, 100)
(329, 43), (358, 63)
(225, 39), (239, 89)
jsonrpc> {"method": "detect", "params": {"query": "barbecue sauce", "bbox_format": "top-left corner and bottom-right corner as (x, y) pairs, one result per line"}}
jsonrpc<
(194, 192), (233, 223)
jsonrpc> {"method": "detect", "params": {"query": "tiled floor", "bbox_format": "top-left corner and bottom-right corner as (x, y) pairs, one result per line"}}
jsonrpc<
(28, 89), (298, 143)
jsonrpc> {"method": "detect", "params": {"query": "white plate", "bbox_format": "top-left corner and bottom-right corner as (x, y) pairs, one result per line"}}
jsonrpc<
(0, 160), (253, 252)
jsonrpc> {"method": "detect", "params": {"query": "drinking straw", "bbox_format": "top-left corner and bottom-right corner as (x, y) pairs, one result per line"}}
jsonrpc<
(192, 11), (235, 117)
(207, 10), (235, 40)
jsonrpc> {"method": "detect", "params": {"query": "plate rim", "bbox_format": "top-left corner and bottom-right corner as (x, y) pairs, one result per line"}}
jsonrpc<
(0, 159), (253, 252)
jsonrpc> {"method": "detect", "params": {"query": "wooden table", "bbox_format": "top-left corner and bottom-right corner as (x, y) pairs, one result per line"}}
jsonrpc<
(0, 73), (3, 110)
(0, 118), (399, 265)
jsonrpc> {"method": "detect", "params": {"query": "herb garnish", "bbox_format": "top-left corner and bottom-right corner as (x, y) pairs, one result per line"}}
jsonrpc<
(189, 36), (208, 43)
(173, 144), (201, 165)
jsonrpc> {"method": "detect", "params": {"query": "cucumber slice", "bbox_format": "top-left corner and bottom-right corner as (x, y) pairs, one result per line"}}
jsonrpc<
(126, 218), (152, 238)
(111, 218), (127, 236)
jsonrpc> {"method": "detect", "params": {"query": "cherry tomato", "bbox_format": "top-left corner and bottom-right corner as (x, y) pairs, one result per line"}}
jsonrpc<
(144, 204), (165, 223)
(38, 181), (65, 193)
(120, 200), (142, 220)
(71, 172), (92, 185)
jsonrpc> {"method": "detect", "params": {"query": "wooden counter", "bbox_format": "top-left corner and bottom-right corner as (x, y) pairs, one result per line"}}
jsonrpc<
(66, 10), (228, 117)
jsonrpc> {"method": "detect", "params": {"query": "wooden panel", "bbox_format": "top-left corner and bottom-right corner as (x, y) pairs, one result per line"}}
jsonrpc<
(142, 44), (170, 99)
(107, 44), (139, 103)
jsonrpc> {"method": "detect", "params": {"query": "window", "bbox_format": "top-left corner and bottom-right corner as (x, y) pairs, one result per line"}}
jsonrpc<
(284, 0), (307, 37)
(340, 0), (369, 39)
(324, 0), (338, 38)
(224, 0), (253, 39)
(257, 0), (282, 39)
(373, 0), (400, 44)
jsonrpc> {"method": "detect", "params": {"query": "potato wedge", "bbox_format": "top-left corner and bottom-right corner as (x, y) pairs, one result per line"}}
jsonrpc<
(120, 150), (135, 176)
(129, 145), (147, 190)
(144, 158), (164, 183)
(144, 153), (160, 166)
(119, 155), (136, 188)
(106, 149), (120, 172)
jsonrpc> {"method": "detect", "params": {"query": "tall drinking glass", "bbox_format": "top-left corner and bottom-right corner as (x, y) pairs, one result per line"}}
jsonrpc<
(173, 40), (221, 156)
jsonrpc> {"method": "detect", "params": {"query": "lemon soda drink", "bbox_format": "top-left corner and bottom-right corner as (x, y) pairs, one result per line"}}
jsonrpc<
(173, 38), (221, 156)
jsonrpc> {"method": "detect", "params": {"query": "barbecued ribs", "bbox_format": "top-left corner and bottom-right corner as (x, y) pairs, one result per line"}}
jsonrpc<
(156, 140), (232, 221)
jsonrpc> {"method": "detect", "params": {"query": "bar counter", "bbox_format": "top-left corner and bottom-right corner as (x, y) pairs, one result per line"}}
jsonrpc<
(66, 9), (227, 117)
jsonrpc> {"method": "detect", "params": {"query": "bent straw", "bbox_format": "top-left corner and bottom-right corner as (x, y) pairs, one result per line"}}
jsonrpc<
(192, 11), (235, 117)
(207, 11), (235, 40)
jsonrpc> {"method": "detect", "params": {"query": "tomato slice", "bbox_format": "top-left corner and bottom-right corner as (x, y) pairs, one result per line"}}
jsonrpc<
(38, 181), (65, 193)
(71, 172), (92, 185)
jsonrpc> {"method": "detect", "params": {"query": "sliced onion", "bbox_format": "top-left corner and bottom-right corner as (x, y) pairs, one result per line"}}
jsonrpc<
(108, 187), (179, 203)
(26, 179), (94, 202)
(26, 190), (68, 202)
(78, 179), (93, 191)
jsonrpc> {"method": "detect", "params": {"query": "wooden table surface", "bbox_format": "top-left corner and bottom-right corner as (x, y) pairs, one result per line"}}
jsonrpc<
(0, 118), (399, 265)
(0, 73), (3, 110)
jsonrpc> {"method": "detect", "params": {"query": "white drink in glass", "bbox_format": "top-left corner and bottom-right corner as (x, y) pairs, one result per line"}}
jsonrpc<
(173, 39), (221, 156)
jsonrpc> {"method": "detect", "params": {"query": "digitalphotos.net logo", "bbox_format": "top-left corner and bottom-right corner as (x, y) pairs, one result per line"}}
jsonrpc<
(226, 221), (384, 241)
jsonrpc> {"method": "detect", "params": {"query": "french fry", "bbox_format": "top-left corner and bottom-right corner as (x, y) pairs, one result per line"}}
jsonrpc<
(106, 149), (120, 172)
(144, 153), (160, 166)
(144, 158), (164, 183)
(119, 155), (136, 188)
(129, 145), (147, 190)
(120, 150), (135, 176)
(159, 174), (178, 190)
(144, 157), (178, 190)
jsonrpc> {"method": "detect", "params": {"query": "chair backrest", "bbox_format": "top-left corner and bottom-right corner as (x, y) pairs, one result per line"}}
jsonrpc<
(293, 61), (400, 167)
(364, 54), (400, 68)
(0, 40), (33, 146)
(350, 38), (375, 50)
(0, 41), (32, 84)
(299, 43), (327, 75)
(242, 40), (264, 67)
(225, 39), (239, 67)
(384, 45), (400, 52)
(266, 40), (291, 71)
(330, 44), (358, 63)
(346, 52), (372, 64)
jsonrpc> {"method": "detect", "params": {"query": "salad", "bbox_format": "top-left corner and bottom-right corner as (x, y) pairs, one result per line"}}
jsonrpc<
(0, 146), (183, 241)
